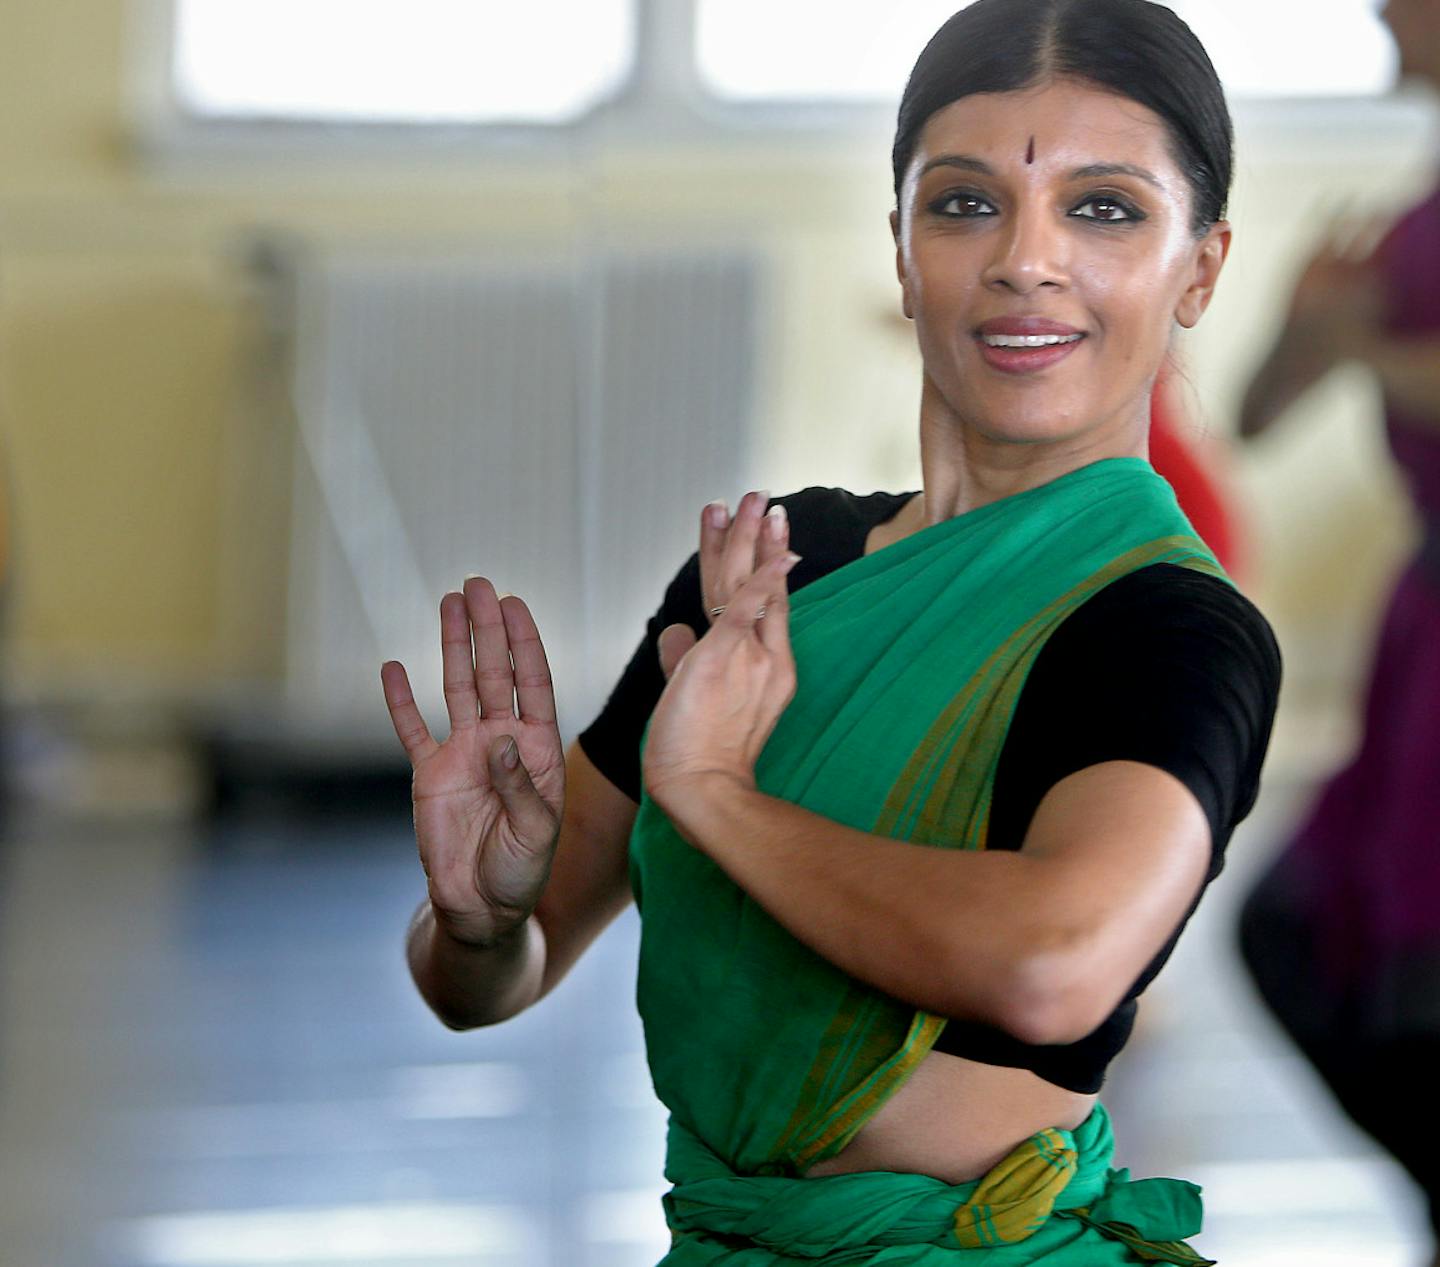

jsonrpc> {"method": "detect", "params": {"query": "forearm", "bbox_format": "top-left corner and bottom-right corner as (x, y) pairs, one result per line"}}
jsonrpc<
(406, 900), (547, 1030)
(658, 777), (1078, 1040)
(1238, 328), (1335, 439)
(1360, 334), (1440, 427)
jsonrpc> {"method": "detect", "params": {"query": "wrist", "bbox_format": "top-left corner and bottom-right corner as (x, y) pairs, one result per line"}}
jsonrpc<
(650, 768), (759, 846)
(428, 899), (531, 955)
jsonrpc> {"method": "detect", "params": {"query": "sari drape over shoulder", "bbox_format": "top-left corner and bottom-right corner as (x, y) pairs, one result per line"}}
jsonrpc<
(629, 458), (1225, 1264)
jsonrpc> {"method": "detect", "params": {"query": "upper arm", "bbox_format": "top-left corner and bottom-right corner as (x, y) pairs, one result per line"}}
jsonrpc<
(992, 568), (1281, 1041)
(577, 552), (706, 803)
(532, 741), (638, 998)
(1011, 760), (1211, 1042)
(539, 545), (715, 991)
(536, 549), (706, 990)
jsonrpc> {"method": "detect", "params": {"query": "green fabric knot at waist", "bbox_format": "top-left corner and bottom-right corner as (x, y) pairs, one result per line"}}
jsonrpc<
(659, 1105), (1213, 1264)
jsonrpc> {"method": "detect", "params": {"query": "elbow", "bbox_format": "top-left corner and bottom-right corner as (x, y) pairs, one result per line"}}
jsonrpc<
(987, 942), (1117, 1048)
(432, 1003), (485, 1033)
(427, 994), (516, 1032)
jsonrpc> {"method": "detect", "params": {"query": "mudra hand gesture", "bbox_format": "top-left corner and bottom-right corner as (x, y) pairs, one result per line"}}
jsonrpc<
(1285, 221), (1387, 363)
(380, 578), (564, 947)
(644, 491), (801, 808)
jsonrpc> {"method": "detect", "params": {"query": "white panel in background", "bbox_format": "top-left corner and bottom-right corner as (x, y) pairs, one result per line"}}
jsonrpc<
(172, 0), (635, 122)
(272, 243), (759, 736)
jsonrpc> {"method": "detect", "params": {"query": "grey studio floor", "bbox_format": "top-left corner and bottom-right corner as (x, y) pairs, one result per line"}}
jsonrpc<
(0, 756), (1432, 1267)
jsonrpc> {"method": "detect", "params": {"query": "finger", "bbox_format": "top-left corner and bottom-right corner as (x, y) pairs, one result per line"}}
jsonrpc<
(1320, 195), (1356, 242)
(755, 558), (794, 659)
(699, 499), (730, 620)
(1351, 214), (1391, 267)
(1334, 210), (1389, 263)
(500, 595), (556, 723)
(657, 622), (698, 681)
(755, 501), (790, 571)
(464, 576), (515, 719)
(713, 552), (801, 644)
(381, 660), (439, 765)
(486, 734), (557, 847)
(440, 591), (480, 731)
(717, 490), (769, 609)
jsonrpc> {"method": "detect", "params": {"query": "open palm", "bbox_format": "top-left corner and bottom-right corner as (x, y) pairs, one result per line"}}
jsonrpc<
(381, 577), (564, 947)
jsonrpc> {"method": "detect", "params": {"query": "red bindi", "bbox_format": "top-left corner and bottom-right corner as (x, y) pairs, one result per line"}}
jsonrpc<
(1026, 136), (1036, 164)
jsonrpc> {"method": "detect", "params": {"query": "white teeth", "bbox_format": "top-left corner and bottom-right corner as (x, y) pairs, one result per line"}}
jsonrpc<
(981, 333), (1083, 348)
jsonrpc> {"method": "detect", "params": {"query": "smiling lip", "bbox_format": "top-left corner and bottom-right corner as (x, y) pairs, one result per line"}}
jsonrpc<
(974, 318), (1087, 375)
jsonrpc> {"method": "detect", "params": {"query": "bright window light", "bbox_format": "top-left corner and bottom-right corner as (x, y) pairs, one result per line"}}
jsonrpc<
(696, 1), (964, 101)
(696, 0), (1397, 101)
(1168, 0), (1395, 98)
(172, 0), (636, 124)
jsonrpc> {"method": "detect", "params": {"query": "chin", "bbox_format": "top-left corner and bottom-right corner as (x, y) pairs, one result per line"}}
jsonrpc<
(961, 399), (1092, 447)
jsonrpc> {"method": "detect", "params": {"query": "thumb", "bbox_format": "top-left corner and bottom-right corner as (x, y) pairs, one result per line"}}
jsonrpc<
(657, 623), (698, 681)
(487, 735), (555, 846)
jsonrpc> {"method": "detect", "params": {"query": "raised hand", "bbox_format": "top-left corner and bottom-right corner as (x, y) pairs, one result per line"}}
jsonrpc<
(381, 578), (564, 948)
(1285, 218), (1388, 359)
(645, 490), (801, 810)
(701, 492), (792, 623)
(658, 490), (793, 678)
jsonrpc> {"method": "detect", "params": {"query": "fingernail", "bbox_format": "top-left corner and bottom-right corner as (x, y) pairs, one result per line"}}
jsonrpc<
(464, 573), (483, 582)
(706, 500), (729, 528)
(501, 738), (519, 770)
(765, 503), (787, 539)
(779, 552), (801, 573)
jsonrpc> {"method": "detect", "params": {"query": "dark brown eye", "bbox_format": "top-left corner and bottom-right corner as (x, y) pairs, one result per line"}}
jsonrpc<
(933, 193), (997, 217)
(1072, 196), (1142, 223)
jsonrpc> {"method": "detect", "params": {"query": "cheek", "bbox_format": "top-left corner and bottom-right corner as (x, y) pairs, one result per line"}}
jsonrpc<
(1076, 247), (1189, 342)
(908, 259), (981, 336)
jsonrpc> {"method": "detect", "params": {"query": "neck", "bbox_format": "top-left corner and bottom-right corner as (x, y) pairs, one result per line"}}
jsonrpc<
(914, 379), (1150, 526)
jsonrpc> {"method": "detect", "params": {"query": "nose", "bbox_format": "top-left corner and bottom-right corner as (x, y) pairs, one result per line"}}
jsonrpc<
(980, 204), (1070, 295)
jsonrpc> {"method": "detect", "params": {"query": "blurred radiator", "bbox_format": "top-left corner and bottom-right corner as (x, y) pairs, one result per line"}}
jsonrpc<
(265, 242), (761, 741)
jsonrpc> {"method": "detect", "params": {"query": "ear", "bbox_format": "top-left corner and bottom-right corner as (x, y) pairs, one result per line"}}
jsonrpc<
(1174, 221), (1232, 330)
(891, 208), (914, 321)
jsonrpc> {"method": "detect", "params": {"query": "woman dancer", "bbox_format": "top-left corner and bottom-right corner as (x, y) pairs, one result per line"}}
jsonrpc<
(1237, 0), (1440, 1257)
(382, 2), (1279, 1261)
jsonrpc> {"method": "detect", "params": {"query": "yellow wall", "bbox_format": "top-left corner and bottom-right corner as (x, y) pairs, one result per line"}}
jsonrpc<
(2, 0), (1436, 747)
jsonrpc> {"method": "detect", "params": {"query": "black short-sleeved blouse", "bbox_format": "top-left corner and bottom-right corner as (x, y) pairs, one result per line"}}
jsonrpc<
(578, 486), (1282, 1092)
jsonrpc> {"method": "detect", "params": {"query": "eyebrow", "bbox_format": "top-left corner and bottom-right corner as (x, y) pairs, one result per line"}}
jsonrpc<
(918, 155), (1163, 190)
(1069, 162), (1163, 189)
(918, 155), (996, 178)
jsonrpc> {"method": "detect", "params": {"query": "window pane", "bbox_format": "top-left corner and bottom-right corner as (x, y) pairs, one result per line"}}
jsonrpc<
(173, 0), (636, 123)
(696, 0), (1396, 101)
(696, 0), (963, 101)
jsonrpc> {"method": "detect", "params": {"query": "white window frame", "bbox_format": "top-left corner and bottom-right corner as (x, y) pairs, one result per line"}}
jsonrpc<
(128, 0), (1430, 170)
(128, 0), (655, 164)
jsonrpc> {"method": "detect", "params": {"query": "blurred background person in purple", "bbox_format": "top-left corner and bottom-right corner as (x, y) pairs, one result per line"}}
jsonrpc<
(1238, 2), (1440, 1261)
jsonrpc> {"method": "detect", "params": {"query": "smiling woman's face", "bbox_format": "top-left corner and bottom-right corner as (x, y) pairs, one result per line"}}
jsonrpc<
(893, 77), (1230, 453)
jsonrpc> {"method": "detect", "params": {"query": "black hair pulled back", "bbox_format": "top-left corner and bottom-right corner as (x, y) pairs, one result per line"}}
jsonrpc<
(892, 0), (1233, 234)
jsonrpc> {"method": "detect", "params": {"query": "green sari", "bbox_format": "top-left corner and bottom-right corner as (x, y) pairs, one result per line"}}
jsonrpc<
(630, 458), (1226, 1265)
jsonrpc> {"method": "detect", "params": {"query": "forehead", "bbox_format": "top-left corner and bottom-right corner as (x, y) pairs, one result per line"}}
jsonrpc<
(911, 78), (1178, 178)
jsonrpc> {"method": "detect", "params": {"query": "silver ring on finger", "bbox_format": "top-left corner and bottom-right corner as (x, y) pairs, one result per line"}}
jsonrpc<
(756, 606), (767, 620)
(709, 605), (728, 618)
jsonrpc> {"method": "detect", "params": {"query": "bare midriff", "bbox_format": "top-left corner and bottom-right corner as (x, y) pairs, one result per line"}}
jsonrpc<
(804, 1048), (1097, 1184)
